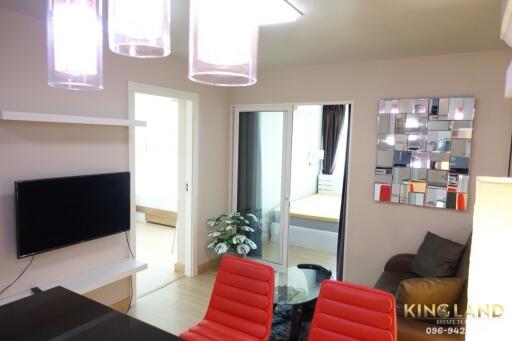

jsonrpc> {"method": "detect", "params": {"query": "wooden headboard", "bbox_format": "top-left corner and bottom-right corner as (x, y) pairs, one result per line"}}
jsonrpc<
(318, 174), (343, 195)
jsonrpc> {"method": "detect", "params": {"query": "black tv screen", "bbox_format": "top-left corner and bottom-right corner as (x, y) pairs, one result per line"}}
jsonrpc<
(15, 172), (130, 258)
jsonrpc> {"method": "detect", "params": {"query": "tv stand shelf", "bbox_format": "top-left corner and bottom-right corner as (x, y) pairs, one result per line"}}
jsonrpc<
(0, 258), (147, 306)
(0, 110), (146, 127)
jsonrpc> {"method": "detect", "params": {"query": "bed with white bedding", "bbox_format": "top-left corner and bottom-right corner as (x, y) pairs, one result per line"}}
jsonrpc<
(273, 190), (342, 253)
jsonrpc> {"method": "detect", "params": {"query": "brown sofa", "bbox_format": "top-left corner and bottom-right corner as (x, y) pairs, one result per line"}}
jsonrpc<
(374, 237), (471, 341)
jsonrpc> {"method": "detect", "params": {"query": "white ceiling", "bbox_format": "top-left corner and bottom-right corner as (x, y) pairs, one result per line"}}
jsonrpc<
(0, 0), (506, 69)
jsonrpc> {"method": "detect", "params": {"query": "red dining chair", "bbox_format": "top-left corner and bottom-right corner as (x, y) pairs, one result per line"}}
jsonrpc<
(309, 280), (397, 341)
(180, 255), (275, 341)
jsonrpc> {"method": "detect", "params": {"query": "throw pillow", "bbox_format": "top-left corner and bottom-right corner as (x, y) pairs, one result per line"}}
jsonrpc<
(411, 232), (465, 278)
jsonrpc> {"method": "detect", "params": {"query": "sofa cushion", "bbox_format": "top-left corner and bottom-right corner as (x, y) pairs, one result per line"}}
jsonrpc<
(395, 278), (465, 318)
(374, 271), (418, 294)
(411, 232), (465, 277)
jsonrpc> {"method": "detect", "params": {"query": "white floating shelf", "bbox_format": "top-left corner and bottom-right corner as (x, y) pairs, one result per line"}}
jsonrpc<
(0, 111), (146, 127)
(0, 258), (147, 306)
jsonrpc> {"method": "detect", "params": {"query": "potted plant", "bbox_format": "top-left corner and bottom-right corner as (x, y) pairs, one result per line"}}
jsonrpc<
(207, 212), (259, 256)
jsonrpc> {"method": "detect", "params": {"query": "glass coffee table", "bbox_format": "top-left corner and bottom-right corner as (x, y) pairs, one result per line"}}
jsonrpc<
(274, 265), (332, 340)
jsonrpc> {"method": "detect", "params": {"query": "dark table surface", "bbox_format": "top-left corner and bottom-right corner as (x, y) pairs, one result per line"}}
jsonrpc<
(273, 266), (332, 341)
(0, 286), (181, 341)
(274, 266), (331, 305)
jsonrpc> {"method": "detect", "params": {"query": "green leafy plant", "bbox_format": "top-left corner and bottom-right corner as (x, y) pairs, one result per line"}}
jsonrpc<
(207, 212), (259, 255)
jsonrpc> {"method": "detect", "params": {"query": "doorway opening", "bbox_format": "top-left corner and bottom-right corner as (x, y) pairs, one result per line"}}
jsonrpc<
(232, 102), (351, 277)
(134, 93), (181, 297)
(287, 104), (349, 276)
(129, 83), (199, 299)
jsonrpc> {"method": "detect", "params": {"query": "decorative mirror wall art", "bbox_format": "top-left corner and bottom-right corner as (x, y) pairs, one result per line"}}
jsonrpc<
(374, 97), (475, 211)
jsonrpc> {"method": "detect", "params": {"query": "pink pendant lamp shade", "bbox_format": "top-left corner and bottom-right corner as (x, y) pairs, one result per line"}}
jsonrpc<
(47, 0), (103, 91)
(188, 0), (259, 87)
(108, 0), (171, 58)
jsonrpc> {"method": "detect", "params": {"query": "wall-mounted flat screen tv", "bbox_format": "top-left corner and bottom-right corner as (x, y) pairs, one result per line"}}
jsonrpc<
(15, 172), (130, 258)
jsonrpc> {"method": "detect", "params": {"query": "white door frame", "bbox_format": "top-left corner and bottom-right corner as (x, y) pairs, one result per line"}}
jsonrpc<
(231, 104), (294, 272)
(231, 101), (354, 279)
(128, 82), (200, 296)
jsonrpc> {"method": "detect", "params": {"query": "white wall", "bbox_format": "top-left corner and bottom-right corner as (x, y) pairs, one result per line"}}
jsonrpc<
(230, 49), (512, 285)
(290, 105), (322, 200)
(0, 8), (230, 299)
(135, 93), (178, 212)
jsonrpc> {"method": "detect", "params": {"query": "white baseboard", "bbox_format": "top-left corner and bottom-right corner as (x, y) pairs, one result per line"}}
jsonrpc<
(288, 225), (338, 253)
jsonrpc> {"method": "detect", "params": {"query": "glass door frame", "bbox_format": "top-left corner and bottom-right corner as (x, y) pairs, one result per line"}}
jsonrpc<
(231, 105), (294, 273)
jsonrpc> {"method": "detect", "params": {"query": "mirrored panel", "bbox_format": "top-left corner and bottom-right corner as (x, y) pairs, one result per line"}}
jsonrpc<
(399, 99), (414, 114)
(425, 187), (447, 208)
(394, 150), (412, 167)
(410, 181), (427, 193)
(451, 139), (471, 157)
(400, 183), (409, 204)
(450, 156), (469, 174)
(428, 120), (451, 131)
(448, 174), (470, 193)
(375, 96), (475, 211)
(374, 183), (392, 202)
(426, 131), (451, 152)
(408, 192), (425, 206)
(393, 167), (411, 183)
(427, 170), (449, 188)
(434, 98), (450, 120)
(411, 168), (427, 181)
(378, 134), (395, 150)
(379, 99), (400, 114)
(407, 135), (426, 151)
(391, 184), (400, 203)
(394, 135), (408, 151)
(378, 114), (396, 134)
(451, 121), (473, 139)
(375, 167), (392, 184)
(377, 150), (394, 168)
(396, 114), (427, 135)
(411, 152), (430, 169)
(430, 152), (450, 171)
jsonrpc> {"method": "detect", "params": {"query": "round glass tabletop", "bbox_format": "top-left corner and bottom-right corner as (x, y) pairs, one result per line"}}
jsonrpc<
(274, 266), (332, 305)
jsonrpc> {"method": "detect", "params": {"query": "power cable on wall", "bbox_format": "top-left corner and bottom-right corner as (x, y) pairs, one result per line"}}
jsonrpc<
(125, 231), (134, 314)
(0, 255), (35, 297)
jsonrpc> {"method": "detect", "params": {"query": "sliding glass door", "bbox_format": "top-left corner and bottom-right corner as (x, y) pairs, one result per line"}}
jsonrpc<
(232, 106), (293, 272)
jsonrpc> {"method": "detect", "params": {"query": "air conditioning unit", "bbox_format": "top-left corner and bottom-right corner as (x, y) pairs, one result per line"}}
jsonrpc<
(502, 0), (512, 46)
(502, 1), (512, 97)
(506, 61), (512, 98)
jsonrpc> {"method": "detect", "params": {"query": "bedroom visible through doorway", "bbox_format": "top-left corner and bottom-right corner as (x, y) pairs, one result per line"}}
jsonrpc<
(232, 103), (351, 277)
(134, 92), (182, 297)
(287, 104), (349, 276)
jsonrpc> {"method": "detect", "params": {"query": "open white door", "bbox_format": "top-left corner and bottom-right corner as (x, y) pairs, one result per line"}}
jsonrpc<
(232, 105), (294, 272)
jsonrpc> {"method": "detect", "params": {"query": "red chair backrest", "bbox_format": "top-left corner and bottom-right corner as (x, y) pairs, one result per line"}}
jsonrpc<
(204, 255), (275, 341)
(309, 280), (397, 341)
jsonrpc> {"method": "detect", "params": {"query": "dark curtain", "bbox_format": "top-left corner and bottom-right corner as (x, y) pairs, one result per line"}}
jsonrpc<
(322, 105), (346, 175)
(336, 104), (351, 280)
(237, 112), (263, 257)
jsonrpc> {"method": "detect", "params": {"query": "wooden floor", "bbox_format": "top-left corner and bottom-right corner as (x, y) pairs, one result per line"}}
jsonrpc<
(129, 270), (216, 336)
(129, 245), (336, 336)
(136, 221), (183, 297)
(264, 241), (337, 276)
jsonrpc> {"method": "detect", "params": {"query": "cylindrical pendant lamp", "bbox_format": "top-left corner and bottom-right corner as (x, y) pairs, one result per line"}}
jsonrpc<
(188, 0), (259, 87)
(108, 0), (171, 58)
(47, 0), (103, 91)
